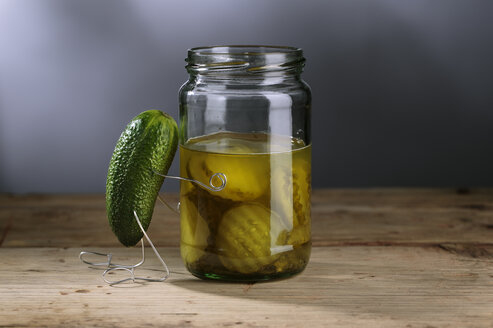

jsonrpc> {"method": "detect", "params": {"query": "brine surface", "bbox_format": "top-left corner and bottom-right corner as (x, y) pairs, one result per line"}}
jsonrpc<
(179, 132), (311, 281)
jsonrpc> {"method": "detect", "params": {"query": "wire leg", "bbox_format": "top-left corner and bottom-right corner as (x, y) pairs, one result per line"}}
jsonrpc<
(79, 212), (170, 286)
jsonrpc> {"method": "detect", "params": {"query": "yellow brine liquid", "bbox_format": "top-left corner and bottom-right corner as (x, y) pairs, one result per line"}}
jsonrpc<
(180, 132), (311, 281)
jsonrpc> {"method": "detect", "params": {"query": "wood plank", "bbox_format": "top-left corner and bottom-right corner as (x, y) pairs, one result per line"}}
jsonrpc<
(3, 188), (492, 208)
(312, 188), (493, 208)
(0, 246), (492, 328)
(1, 189), (492, 247)
(0, 195), (180, 248)
(0, 217), (12, 247)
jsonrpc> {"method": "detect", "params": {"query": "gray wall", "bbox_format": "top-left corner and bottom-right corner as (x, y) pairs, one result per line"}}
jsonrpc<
(1, 0), (492, 193)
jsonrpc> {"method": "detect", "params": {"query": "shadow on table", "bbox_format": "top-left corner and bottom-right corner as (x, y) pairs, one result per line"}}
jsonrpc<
(168, 259), (332, 307)
(168, 252), (488, 322)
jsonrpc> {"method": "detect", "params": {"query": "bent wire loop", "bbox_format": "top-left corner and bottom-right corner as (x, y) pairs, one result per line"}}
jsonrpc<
(153, 170), (227, 192)
(79, 171), (226, 286)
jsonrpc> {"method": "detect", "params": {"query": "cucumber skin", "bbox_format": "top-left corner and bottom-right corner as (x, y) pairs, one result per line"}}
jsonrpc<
(106, 110), (178, 246)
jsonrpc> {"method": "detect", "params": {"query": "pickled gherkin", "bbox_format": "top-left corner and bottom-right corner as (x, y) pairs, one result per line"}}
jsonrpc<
(180, 132), (311, 281)
(180, 197), (209, 264)
(216, 203), (289, 274)
(270, 157), (311, 245)
(185, 134), (270, 201)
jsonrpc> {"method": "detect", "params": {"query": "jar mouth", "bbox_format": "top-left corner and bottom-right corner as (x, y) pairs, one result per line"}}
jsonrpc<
(189, 45), (302, 56)
(186, 45), (305, 76)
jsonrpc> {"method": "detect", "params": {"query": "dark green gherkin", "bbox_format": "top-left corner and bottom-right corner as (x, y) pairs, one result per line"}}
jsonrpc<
(106, 110), (178, 246)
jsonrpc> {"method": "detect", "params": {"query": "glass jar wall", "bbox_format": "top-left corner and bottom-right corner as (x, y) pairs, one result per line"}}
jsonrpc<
(179, 45), (311, 281)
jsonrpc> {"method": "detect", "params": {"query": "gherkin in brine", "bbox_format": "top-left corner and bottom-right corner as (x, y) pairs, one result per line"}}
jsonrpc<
(215, 203), (290, 274)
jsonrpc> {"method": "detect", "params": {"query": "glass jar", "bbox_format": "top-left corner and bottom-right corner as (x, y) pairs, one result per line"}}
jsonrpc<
(179, 45), (311, 281)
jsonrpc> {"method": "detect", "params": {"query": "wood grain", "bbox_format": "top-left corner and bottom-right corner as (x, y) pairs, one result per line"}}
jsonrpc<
(1, 189), (492, 247)
(0, 246), (492, 328)
(1, 189), (492, 327)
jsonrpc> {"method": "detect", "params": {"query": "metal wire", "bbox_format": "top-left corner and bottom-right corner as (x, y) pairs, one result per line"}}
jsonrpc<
(157, 194), (180, 214)
(79, 211), (169, 286)
(153, 170), (227, 192)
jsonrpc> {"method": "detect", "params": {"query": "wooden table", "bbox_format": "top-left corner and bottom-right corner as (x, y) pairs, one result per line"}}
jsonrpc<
(1, 189), (492, 327)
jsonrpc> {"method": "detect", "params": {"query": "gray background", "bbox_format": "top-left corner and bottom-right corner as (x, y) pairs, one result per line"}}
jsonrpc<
(1, 0), (492, 193)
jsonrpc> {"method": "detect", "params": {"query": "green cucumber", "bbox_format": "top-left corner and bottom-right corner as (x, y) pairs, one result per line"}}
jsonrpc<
(106, 110), (178, 246)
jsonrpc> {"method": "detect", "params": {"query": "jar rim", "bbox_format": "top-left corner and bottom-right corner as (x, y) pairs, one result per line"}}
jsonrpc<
(186, 45), (305, 76)
(189, 45), (302, 56)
